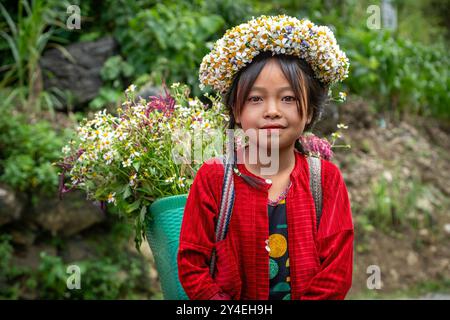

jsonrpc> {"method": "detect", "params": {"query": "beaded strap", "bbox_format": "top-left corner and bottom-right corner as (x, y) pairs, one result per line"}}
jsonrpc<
(307, 156), (323, 230)
(209, 154), (235, 276)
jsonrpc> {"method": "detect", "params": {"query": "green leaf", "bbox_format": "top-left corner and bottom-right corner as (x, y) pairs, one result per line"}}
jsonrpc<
(139, 206), (147, 224)
(123, 186), (132, 199)
(125, 199), (142, 214)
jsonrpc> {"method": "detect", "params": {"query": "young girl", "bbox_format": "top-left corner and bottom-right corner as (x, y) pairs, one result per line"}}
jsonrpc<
(177, 15), (354, 300)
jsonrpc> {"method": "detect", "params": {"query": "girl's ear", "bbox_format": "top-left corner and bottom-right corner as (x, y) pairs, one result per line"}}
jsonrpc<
(306, 112), (313, 125)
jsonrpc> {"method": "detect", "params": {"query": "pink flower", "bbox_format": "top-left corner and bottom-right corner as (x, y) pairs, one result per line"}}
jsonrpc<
(145, 83), (175, 118)
(298, 134), (333, 160)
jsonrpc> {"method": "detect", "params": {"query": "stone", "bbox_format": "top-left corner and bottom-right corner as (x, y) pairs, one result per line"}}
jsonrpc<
(61, 237), (97, 262)
(444, 224), (450, 235)
(0, 183), (24, 226)
(33, 190), (106, 237)
(40, 36), (118, 110)
(12, 244), (57, 270)
(406, 251), (419, 266)
(10, 227), (37, 247)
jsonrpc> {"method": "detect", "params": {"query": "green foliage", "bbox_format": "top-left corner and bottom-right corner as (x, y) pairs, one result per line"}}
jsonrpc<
(361, 170), (435, 232)
(32, 252), (145, 299)
(0, 107), (74, 198)
(94, 0), (261, 96)
(89, 55), (134, 110)
(0, 223), (153, 299)
(0, 234), (29, 299)
(343, 29), (449, 119)
(100, 56), (134, 87)
(125, 2), (224, 96)
(0, 0), (71, 114)
(88, 87), (124, 111)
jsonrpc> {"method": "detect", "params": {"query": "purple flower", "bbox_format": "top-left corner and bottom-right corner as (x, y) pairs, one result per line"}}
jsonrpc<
(145, 83), (175, 118)
(299, 134), (333, 160)
(285, 26), (294, 33)
(55, 148), (85, 199)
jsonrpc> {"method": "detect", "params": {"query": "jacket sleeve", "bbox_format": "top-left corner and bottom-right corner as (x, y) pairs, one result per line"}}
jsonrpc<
(177, 159), (225, 300)
(301, 160), (354, 300)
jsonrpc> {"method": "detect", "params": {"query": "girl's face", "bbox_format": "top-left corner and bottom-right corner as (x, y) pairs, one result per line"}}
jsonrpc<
(235, 58), (312, 151)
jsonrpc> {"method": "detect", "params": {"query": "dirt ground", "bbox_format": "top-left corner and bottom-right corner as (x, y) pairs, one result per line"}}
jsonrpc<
(332, 98), (450, 299)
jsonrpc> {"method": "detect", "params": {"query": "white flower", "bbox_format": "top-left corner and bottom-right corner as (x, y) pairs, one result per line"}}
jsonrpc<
(122, 158), (132, 167)
(188, 99), (197, 107)
(103, 152), (114, 165)
(164, 175), (176, 183)
(126, 84), (136, 93)
(107, 192), (116, 204)
(129, 173), (137, 187)
(199, 15), (349, 93)
(337, 123), (348, 129)
(130, 151), (140, 159)
(62, 145), (71, 154)
(177, 176), (186, 188)
(116, 130), (128, 141)
(338, 91), (347, 101)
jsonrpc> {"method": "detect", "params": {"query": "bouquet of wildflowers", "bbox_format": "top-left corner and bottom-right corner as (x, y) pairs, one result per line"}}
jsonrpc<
(56, 83), (229, 248)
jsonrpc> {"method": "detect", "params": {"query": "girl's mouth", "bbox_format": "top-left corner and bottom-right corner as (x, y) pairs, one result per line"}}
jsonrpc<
(260, 125), (286, 132)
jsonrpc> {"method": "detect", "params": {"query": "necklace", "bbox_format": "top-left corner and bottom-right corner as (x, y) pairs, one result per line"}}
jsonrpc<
(232, 162), (293, 206)
(267, 180), (292, 206)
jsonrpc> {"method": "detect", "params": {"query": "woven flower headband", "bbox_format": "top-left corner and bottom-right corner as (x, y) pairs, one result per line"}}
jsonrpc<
(199, 15), (350, 94)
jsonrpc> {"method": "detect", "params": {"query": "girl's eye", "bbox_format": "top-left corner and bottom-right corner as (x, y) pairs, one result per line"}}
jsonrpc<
(247, 96), (262, 103)
(283, 96), (297, 102)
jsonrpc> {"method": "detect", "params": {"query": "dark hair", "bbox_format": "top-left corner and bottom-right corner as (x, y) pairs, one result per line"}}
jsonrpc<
(222, 52), (329, 188)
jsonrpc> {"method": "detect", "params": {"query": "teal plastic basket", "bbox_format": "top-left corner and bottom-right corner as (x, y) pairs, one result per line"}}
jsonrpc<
(146, 194), (189, 300)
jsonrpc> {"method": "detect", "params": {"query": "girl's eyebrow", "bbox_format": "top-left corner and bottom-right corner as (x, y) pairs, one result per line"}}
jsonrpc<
(250, 86), (293, 93)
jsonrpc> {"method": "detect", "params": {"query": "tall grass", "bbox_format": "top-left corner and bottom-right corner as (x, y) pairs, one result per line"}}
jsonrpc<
(0, 0), (71, 115)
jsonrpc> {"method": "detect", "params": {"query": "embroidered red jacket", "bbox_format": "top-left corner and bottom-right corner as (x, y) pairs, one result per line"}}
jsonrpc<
(178, 149), (354, 300)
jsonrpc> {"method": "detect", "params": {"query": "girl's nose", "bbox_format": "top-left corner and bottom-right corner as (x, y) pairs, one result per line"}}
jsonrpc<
(263, 100), (282, 119)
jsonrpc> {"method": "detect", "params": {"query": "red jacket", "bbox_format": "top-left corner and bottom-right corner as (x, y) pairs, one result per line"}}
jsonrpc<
(178, 149), (354, 300)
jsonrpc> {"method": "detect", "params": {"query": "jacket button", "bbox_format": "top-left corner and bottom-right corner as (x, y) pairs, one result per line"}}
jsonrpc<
(265, 179), (272, 184)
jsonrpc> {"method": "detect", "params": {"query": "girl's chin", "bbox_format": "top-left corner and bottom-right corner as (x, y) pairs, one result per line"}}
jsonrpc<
(246, 139), (291, 151)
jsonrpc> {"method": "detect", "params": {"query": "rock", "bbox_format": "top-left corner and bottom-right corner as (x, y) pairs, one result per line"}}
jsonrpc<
(406, 251), (419, 266)
(314, 102), (339, 135)
(382, 171), (393, 183)
(10, 227), (37, 247)
(339, 98), (374, 130)
(12, 244), (57, 270)
(389, 268), (400, 282)
(136, 84), (163, 102)
(444, 224), (450, 235)
(0, 183), (24, 226)
(416, 197), (433, 213)
(40, 36), (118, 110)
(418, 228), (429, 237)
(33, 190), (106, 237)
(61, 237), (97, 262)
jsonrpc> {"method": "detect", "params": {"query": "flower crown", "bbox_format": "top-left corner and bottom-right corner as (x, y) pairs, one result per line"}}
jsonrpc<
(199, 15), (350, 94)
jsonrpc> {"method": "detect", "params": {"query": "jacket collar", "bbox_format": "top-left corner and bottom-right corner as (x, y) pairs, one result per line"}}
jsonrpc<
(235, 147), (305, 191)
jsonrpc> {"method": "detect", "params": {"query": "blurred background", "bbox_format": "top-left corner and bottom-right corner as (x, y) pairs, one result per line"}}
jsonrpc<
(0, 0), (448, 299)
